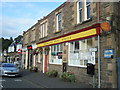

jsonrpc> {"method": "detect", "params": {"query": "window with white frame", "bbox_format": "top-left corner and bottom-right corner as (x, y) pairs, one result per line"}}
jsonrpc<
(85, 1), (90, 20)
(68, 39), (93, 67)
(56, 12), (62, 31)
(49, 44), (62, 64)
(40, 21), (47, 38)
(77, 1), (82, 23)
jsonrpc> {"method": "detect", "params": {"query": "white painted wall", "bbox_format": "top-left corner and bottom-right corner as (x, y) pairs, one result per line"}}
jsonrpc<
(8, 47), (11, 53)
(11, 46), (15, 52)
(16, 44), (22, 51)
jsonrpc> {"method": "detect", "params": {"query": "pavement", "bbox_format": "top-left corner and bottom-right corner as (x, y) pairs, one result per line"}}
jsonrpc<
(19, 69), (92, 88)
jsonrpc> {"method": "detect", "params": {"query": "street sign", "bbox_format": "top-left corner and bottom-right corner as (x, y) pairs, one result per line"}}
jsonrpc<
(17, 49), (21, 54)
(104, 49), (114, 59)
(89, 48), (97, 52)
(27, 45), (32, 50)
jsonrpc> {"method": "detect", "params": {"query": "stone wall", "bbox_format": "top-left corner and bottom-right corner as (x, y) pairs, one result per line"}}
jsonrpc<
(22, 1), (119, 88)
(47, 64), (62, 75)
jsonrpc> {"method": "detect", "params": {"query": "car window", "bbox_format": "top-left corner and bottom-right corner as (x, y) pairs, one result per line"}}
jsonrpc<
(2, 64), (15, 67)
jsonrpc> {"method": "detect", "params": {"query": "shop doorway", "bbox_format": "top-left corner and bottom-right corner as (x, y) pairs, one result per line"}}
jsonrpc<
(63, 63), (67, 72)
(44, 55), (48, 73)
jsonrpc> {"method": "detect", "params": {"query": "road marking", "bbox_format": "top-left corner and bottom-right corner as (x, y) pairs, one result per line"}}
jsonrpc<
(0, 80), (6, 82)
(14, 79), (22, 82)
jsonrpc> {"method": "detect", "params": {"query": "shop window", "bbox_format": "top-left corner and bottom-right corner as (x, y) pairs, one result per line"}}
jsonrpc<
(84, 60), (88, 66)
(70, 42), (74, 52)
(40, 21), (47, 38)
(70, 41), (79, 53)
(75, 41), (79, 51)
(38, 54), (41, 63)
(49, 44), (62, 65)
(68, 39), (93, 67)
(80, 40), (86, 50)
(87, 38), (92, 49)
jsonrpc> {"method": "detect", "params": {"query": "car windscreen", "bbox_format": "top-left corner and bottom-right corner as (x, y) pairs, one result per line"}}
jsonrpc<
(2, 64), (15, 67)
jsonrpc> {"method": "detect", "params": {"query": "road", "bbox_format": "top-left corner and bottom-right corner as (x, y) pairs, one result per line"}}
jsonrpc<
(0, 69), (92, 89)
(0, 70), (45, 88)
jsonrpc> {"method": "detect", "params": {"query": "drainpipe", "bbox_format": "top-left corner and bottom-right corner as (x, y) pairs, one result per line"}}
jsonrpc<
(97, 2), (101, 88)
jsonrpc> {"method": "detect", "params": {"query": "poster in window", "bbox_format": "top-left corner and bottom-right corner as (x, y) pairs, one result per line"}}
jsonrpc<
(57, 52), (62, 59)
(58, 55), (62, 59)
(62, 46), (68, 63)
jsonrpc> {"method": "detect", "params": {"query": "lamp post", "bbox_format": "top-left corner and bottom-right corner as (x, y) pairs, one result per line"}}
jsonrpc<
(97, 2), (101, 88)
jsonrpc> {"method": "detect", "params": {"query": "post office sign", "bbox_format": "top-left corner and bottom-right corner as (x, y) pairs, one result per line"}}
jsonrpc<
(104, 49), (114, 59)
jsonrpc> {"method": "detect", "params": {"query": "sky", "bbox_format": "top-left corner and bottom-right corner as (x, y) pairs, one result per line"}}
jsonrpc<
(0, 0), (65, 39)
(1, 0), (119, 39)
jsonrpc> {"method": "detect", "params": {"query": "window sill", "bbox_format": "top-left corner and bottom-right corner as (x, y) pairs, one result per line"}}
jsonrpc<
(82, 18), (92, 24)
(49, 63), (62, 65)
(68, 64), (87, 68)
(39, 35), (48, 39)
(53, 30), (62, 34)
(75, 18), (92, 27)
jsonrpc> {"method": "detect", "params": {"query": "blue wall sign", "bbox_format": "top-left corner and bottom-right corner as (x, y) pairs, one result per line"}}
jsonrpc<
(104, 49), (114, 59)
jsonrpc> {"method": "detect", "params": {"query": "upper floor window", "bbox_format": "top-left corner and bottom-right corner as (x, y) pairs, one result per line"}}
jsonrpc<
(56, 12), (62, 31)
(77, 1), (82, 23)
(40, 21), (47, 38)
(85, 1), (90, 20)
(24, 32), (29, 44)
(31, 28), (35, 41)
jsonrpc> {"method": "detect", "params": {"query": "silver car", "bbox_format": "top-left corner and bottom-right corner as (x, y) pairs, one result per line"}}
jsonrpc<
(0, 63), (20, 77)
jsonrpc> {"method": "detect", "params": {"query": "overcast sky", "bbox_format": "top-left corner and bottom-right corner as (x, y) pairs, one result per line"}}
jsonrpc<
(0, 0), (65, 39)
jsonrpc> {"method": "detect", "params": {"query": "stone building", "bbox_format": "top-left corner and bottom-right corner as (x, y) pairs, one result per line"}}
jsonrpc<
(22, 1), (120, 88)
(22, 23), (37, 69)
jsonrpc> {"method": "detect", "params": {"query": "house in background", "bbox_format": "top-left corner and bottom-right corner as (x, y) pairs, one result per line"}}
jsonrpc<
(7, 39), (23, 65)
(7, 41), (16, 63)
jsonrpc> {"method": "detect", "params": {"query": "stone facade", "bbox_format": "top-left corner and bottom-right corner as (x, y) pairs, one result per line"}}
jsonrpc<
(22, 1), (120, 88)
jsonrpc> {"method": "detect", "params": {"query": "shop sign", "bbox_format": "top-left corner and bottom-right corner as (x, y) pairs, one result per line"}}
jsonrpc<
(104, 49), (114, 59)
(17, 49), (21, 54)
(100, 22), (110, 31)
(90, 52), (95, 65)
(27, 45), (32, 50)
(37, 27), (100, 48)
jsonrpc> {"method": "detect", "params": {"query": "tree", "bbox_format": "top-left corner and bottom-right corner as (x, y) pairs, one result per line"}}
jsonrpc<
(1, 37), (13, 52)
(14, 35), (23, 44)
(10, 37), (13, 42)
